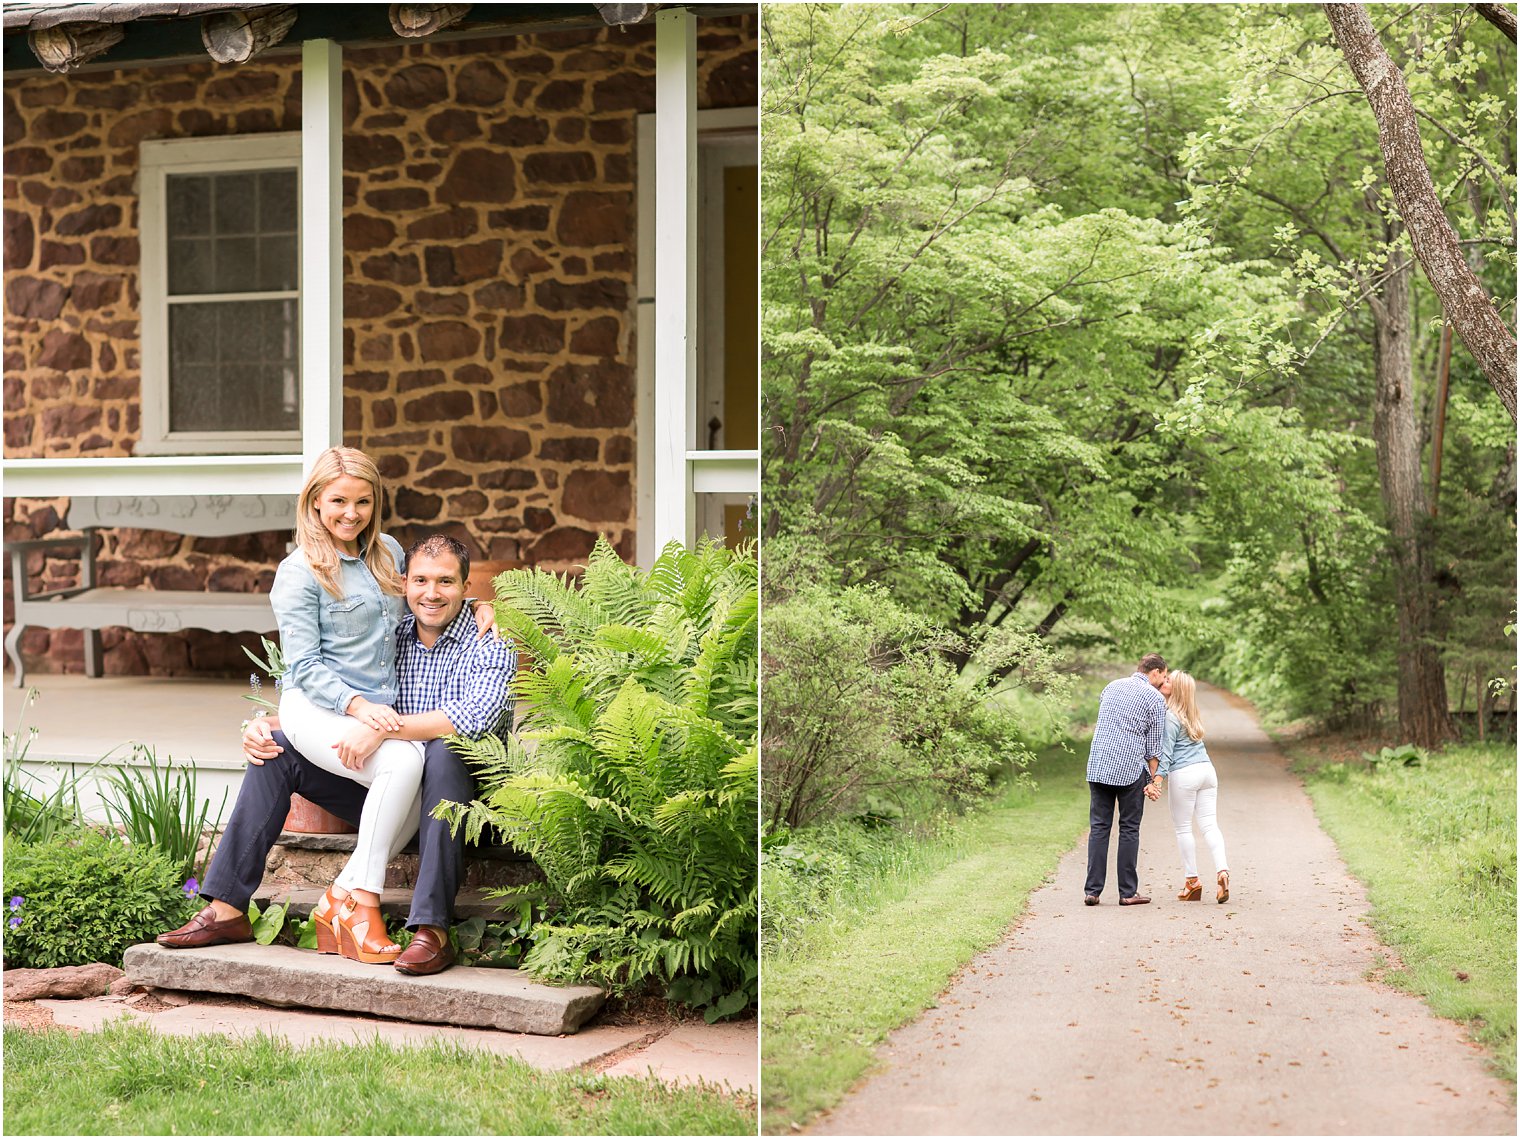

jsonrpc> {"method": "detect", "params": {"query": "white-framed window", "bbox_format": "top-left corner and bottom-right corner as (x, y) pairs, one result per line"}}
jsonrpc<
(139, 133), (302, 455)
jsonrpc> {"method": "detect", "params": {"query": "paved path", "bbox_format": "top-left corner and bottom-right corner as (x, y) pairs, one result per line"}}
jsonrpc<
(812, 684), (1515, 1135)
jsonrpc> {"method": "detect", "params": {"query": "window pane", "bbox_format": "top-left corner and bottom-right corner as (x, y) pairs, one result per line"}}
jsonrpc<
(695, 492), (756, 551)
(258, 169), (297, 232)
(213, 172), (258, 234)
(257, 235), (297, 291)
(168, 300), (300, 433)
(166, 174), (211, 236)
(167, 238), (212, 297)
(213, 236), (258, 293)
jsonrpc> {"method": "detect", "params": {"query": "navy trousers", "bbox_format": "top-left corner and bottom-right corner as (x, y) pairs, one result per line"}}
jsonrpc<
(1084, 769), (1148, 900)
(200, 730), (474, 930)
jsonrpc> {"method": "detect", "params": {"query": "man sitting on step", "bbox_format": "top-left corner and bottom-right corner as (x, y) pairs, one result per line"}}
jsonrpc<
(157, 533), (515, 976)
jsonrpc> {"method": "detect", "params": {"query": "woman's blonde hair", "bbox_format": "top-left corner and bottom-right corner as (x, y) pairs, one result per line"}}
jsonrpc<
(1165, 670), (1205, 742)
(294, 447), (403, 599)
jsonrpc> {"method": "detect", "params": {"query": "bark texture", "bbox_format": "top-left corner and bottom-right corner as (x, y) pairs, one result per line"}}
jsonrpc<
(1473, 3), (1518, 43)
(1325, 3), (1518, 422)
(1369, 252), (1457, 747)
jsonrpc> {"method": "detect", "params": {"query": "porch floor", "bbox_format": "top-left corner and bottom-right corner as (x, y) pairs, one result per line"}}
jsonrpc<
(5, 671), (253, 770)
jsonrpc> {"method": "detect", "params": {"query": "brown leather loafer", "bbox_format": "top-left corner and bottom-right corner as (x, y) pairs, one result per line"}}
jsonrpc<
(1118, 894), (1152, 906)
(1084, 895), (1100, 906)
(157, 905), (254, 949)
(394, 925), (455, 976)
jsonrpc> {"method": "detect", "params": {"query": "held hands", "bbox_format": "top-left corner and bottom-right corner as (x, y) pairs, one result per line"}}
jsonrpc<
(347, 695), (402, 732)
(1144, 778), (1164, 802)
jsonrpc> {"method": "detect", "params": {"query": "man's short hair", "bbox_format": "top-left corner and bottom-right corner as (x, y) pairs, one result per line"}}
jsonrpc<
(1137, 652), (1168, 675)
(406, 534), (471, 584)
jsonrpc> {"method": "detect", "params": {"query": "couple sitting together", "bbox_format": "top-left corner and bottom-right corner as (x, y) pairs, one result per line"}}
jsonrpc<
(1083, 653), (1232, 907)
(158, 446), (515, 976)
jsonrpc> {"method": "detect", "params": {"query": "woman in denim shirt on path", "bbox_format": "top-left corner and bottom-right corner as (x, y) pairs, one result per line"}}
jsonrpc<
(271, 446), (435, 962)
(1151, 670), (1231, 904)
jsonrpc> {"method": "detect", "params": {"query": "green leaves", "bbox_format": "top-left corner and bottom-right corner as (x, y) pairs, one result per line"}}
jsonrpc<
(450, 538), (758, 1015)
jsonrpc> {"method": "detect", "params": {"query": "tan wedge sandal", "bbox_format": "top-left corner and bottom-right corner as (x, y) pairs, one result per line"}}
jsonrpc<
(1216, 870), (1230, 904)
(1177, 876), (1202, 901)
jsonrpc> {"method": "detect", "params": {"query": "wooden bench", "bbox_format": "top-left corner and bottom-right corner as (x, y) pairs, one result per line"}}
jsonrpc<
(6, 495), (296, 687)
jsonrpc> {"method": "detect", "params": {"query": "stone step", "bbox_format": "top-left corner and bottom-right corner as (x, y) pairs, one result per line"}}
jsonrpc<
(123, 943), (604, 1037)
(250, 885), (512, 922)
(258, 831), (544, 896)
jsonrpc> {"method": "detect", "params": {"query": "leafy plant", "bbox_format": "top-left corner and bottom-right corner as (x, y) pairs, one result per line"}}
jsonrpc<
(452, 901), (537, 969)
(242, 637), (287, 715)
(2, 829), (199, 968)
(98, 745), (228, 884)
(442, 537), (758, 1018)
(1364, 743), (1427, 770)
(2, 687), (93, 844)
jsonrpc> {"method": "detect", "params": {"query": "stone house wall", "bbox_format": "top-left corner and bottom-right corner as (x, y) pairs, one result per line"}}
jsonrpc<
(2, 14), (756, 679)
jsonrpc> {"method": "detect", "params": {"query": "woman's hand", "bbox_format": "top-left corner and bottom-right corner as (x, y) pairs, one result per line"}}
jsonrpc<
(333, 722), (385, 770)
(472, 599), (497, 640)
(347, 695), (401, 732)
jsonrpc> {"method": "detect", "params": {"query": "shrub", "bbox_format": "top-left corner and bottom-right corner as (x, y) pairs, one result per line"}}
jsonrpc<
(99, 745), (228, 883)
(445, 537), (757, 1020)
(761, 545), (1047, 831)
(3, 829), (198, 968)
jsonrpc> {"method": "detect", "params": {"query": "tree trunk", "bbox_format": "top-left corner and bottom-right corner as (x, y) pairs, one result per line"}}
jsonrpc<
(1370, 252), (1457, 747)
(1325, 3), (1518, 422)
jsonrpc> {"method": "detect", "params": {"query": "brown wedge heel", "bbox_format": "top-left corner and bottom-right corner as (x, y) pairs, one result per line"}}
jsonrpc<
(1177, 876), (1202, 901)
(1216, 870), (1230, 904)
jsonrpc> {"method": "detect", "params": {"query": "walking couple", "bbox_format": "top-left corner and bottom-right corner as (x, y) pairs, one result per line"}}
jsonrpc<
(1083, 653), (1231, 906)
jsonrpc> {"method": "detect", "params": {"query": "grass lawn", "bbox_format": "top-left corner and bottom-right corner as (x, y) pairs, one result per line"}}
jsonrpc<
(3, 1020), (755, 1136)
(760, 747), (1088, 1133)
(1291, 739), (1517, 1084)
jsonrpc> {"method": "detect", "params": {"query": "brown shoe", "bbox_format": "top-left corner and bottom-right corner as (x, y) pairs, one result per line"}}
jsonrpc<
(157, 905), (254, 949)
(394, 925), (456, 976)
(1118, 895), (1152, 906)
(1084, 895), (1100, 906)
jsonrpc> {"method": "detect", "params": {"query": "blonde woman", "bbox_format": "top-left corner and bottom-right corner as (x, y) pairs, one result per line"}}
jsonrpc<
(1151, 671), (1230, 903)
(268, 446), (426, 964)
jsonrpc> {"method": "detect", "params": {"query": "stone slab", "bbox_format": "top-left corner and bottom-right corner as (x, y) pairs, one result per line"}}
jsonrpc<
(39, 997), (648, 1070)
(123, 942), (604, 1036)
(250, 886), (503, 921)
(604, 1020), (757, 1092)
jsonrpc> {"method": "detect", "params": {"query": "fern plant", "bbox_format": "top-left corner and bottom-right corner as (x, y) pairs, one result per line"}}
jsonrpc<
(444, 537), (758, 1019)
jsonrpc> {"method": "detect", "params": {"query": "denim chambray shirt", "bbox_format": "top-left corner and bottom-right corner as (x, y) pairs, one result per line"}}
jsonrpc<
(1158, 711), (1212, 778)
(270, 533), (406, 715)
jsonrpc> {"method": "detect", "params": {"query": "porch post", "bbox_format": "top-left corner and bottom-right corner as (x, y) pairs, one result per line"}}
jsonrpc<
(653, 7), (697, 552)
(300, 38), (343, 471)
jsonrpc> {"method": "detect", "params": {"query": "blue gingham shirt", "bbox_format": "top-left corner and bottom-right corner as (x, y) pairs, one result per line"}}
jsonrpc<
(1086, 673), (1167, 786)
(394, 605), (517, 740)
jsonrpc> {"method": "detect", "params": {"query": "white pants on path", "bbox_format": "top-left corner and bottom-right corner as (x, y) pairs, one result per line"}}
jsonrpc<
(278, 687), (424, 895)
(1167, 761), (1228, 878)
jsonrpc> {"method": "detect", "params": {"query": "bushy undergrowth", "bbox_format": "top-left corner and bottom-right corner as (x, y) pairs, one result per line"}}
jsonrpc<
(762, 540), (1063, 832)
(3, 829), (198, 968)
(445, 538), (757, 1020)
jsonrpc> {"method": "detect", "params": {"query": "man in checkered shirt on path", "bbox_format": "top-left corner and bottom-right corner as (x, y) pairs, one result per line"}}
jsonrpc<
(1083, 653), (1169, 906)
(163, 534), (515, 976)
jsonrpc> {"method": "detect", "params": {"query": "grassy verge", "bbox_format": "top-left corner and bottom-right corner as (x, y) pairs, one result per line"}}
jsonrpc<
(1288, 739), (1516, 1084)
(760, 747), (1088, 1133)
(2, 1020), (754, 1136)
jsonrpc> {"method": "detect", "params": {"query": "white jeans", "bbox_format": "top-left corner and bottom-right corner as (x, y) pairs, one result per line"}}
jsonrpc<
(1167, 761), (1228, 878)
(279, 687), (424, 895)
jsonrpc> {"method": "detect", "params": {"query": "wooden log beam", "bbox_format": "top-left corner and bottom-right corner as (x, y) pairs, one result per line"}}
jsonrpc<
(389, 4), (472, 38)
(596, 3), (656, 25)
(27, 22), (125, 73)
(201, 5), (297, 64)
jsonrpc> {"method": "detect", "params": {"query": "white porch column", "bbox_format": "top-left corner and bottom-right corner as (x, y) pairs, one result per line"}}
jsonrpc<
(652, 7), (697, 553)
(301, 39), (343, 471)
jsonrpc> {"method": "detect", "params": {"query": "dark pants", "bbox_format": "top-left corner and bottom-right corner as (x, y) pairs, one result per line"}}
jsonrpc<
(200, 731), (474, 930)
(1085, 769), (1148, 899)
